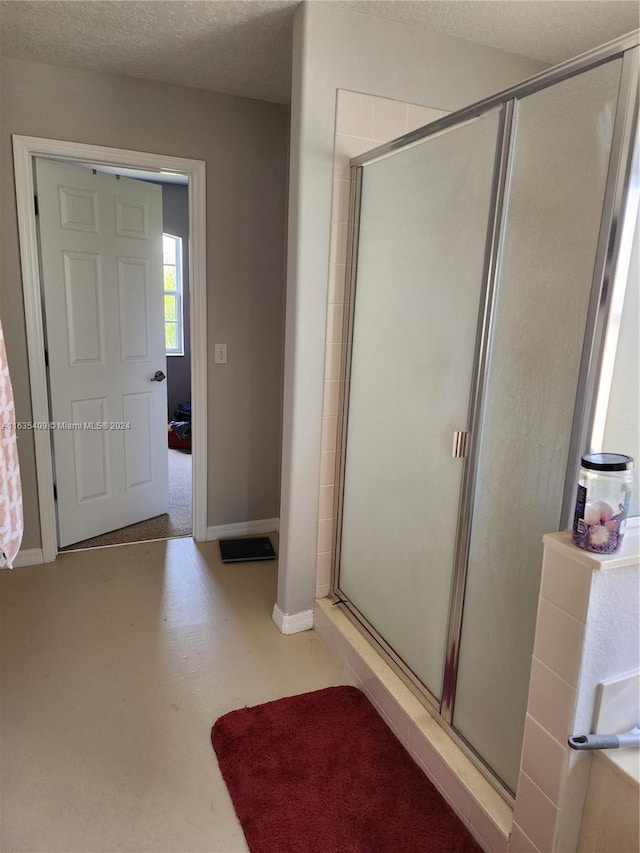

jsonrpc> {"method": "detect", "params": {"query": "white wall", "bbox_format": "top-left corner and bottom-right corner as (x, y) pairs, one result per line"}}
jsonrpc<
(277, 1), (547, 618)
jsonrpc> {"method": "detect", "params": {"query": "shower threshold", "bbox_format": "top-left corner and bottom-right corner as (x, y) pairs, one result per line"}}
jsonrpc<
(314, 597), (513, 853)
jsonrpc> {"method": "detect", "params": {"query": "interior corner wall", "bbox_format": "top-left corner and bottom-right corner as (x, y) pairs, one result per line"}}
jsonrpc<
(0, 57), (288, 548)
(277, 1), (548, 616)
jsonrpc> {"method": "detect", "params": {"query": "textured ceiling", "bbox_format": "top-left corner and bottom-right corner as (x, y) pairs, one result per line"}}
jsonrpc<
(0, 1), (298, 103)
(0, 1), (638, 104)
(335, 1), (639, 66)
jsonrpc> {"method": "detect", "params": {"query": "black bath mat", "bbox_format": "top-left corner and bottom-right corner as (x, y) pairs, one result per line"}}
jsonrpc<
(219, 536), (276, 563)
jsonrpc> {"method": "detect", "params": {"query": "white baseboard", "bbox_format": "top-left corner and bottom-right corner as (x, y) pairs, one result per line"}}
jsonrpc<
(5, 548), (45, 569)
(272, 603), (314, 634)
(206, 518), (279, 541)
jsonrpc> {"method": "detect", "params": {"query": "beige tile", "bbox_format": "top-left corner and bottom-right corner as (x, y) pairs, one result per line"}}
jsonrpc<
(467, 782), (513, 842)
(333, 134), (374, 179)
(372, 96), (408, 141)
(316, 603), (393, 693)
(318, 483), (335, 519)
(326, 303), (345, 344)
(407, 720), (441, 779)
(329, 223), (349, 266)
(431, 773), (473, 827)
(316, 551), (332, 591)
(342, 643), (370, 685)
(331, 179), (350, 224)
(392, 683), (429, 727)
(360, 662), (393, 718)
(321, 415), (338, 453)
(317, 516), (335, 553)
(336, 90), (373, 138)
(521, 714), (568, 804)
(359, 664), (417, 748)
(324, 342), (343, 381)
(381, 695), (412, 744)
(540, 547), (592, 622)
(328, 264), (347, 305)
(319, 450), (336, 487)
(322, 380), (342, 418)
(527, 657), (577, 745)
(533, 598), (585, 686)
(313, 601), (345, 659)
(368, 694), (405, 744)
(344, 632), (378, 684)
(509, 823), (542, 853)
(419, 748), (473, 824)
(512, 772), (558, 853)
(406, 103), (443, 132)
(468, 800), (509, 853)
(315, 582), (330, 599)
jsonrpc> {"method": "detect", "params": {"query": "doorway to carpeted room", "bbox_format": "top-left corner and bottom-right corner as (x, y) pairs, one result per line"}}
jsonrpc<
(59, 447), (192, 550)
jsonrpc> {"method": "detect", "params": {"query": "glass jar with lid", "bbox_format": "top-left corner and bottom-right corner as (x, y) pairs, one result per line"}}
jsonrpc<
(572, 453), (634, 554)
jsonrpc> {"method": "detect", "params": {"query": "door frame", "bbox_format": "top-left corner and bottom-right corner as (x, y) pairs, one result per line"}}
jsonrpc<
(13, 135), (208, 561)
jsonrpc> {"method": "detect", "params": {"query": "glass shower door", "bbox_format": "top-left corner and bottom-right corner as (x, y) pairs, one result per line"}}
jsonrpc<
(452, 58), (624, 794)
(337, 110), (502, 701)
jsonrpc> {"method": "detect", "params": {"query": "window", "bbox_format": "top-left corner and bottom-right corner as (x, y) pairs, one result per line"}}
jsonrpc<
(163, 233), (184, 355)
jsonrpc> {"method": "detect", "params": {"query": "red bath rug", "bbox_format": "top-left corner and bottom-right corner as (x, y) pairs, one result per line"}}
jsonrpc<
(211, 685), (482, 852)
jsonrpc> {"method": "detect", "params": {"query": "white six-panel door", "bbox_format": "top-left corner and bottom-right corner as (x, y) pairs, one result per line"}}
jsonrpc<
(35, 158), (168, 547)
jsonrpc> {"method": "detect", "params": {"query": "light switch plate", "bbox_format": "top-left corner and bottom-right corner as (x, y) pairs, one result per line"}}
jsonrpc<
(215, 343), (227, 364)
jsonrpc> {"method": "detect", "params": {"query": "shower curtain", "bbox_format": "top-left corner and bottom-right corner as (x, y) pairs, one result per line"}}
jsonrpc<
(0, 316), (23, 568)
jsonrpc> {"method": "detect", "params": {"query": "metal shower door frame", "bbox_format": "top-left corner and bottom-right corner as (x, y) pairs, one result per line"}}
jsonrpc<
(331, 31), (640, 799)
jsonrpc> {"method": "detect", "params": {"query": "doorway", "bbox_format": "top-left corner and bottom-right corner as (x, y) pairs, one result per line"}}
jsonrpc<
(45, 165), (193, 551)
(13, 136), (207, 561)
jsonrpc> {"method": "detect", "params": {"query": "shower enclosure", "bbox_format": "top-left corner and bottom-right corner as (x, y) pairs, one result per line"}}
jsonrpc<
(331, 33), (639, 797)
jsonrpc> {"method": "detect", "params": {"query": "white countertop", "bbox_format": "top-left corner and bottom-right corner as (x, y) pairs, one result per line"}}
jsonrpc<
(543, 517), (640, 570)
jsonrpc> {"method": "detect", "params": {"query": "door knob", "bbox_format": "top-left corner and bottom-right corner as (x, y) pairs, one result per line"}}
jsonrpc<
(151, 370), (166, 382)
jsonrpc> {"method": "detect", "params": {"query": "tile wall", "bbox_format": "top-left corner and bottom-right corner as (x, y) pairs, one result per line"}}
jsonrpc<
(316, 89), (446, 598)
(511, 527), (640, 852)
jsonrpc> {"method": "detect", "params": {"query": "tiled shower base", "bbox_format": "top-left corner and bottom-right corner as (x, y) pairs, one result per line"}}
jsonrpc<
(314, 597), (513, 853)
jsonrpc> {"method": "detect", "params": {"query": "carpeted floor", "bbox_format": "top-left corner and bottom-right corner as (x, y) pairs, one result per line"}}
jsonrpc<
(60, 448), (192, 551)
(212, 685), (483, 853)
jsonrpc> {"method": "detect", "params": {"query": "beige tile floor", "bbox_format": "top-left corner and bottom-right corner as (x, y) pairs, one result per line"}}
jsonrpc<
(0, 537), (352, 852)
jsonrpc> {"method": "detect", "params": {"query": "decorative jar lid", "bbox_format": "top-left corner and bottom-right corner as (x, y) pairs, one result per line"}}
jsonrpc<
(581, 452), (634, 471)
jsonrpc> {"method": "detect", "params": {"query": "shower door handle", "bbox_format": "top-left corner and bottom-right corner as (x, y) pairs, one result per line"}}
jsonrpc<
(452, 431), (469, 458)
